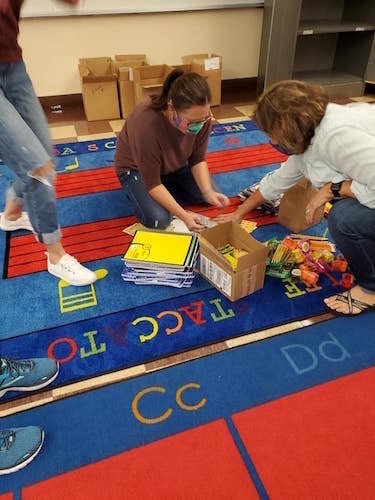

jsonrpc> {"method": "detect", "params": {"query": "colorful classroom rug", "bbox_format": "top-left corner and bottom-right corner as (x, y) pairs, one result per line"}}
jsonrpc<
(1, 312), (375, 498)
(0, 120), (340, 400)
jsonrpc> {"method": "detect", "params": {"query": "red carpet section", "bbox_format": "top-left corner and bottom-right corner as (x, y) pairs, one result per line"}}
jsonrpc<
(233, 367), (375, 499)
(6, 205), (276, 278)
(23, 420), (259, 500)
(55, 144), (286, 199)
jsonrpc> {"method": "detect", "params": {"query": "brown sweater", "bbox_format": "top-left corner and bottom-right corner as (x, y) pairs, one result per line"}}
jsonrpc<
(115, 99), (211, 190)
(0, 0), (23, 63)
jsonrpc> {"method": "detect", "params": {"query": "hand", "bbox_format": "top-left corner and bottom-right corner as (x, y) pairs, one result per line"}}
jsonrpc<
(213, 211), (242, 224)
(183, 211), (205, 232)
(305, 184), (332, 225)
(203, 190), (229, 208)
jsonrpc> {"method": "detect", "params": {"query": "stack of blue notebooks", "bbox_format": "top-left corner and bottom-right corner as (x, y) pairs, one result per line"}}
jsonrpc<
(122, 229), (199, 288)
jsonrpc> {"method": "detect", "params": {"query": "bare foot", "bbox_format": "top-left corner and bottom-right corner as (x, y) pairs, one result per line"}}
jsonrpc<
(324, 285), (375, 315)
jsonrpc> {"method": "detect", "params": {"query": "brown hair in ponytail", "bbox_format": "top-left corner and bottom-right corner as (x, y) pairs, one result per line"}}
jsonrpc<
(150, 69), (211, 111)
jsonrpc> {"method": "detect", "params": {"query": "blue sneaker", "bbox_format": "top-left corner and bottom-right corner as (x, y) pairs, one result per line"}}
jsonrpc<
(0, 357), (59, 398)
(0, 426), (44, 475)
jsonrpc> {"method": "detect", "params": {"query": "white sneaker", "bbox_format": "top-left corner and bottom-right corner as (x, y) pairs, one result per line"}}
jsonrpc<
(0, 212), (33, 232)
(47, 253), (97, 286)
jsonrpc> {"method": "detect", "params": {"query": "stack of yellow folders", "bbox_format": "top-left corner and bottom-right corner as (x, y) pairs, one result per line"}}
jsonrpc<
(122, 230), (199, 288)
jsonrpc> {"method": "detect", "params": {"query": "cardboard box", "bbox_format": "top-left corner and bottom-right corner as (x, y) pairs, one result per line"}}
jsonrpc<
(181, 53), (222, 106)
(79, 57), (120, 121)
(199, 222), (268, 302)
(133, 65), (173, 103)
(114, 54), (147, 118)
(277, 178), (325, 233)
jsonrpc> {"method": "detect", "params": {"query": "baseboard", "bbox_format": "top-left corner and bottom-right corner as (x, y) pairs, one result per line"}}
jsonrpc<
(40, 93), (83, 109)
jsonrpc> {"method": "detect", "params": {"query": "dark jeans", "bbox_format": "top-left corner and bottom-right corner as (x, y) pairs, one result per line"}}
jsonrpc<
(328, 199), (375, 292)
(118, 166), (205, 229)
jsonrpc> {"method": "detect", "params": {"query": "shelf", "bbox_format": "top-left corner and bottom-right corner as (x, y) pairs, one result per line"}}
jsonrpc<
(298, 20), (375, 35)
(292, 70), (363, 85)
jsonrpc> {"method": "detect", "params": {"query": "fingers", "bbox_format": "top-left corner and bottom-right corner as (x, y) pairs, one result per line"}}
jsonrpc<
(305, 206), (313, 225)
(219, 194), (230, 207)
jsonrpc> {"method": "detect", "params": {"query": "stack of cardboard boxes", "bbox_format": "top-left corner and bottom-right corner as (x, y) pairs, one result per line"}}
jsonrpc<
(78, 53), (223, 121)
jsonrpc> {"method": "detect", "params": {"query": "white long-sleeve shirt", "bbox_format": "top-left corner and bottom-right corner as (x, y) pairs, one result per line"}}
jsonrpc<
(259, 102), (375, 208)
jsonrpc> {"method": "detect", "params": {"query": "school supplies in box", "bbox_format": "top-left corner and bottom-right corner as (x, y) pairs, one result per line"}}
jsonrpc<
(122, 229), (199, 288)
(199, 222), (268, 301)
(218, 244), (248, 272)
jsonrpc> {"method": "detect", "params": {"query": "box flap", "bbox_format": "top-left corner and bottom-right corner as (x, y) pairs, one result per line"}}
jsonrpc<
(115, 54), (147, 62)
(79, 56), (112, 64)
(199, 235), (234, 274)
(200, 222), (268, 273)
(182, 53), (222, 69)
(79, 60), (117, 83)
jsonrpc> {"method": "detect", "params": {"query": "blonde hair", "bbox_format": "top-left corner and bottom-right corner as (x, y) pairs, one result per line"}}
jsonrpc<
(254, 80), (329, 154)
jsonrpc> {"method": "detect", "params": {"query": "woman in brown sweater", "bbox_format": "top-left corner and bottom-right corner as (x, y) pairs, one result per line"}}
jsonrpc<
(115, 69), (229, 231)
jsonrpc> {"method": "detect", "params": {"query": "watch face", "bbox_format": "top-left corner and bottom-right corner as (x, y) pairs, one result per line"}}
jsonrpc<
(331, 182), (342, 200)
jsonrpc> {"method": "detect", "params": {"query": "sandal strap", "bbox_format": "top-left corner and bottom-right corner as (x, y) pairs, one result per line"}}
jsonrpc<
(335, 292), (370, 312)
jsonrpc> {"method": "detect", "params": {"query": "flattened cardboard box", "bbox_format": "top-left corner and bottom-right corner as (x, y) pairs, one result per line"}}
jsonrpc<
(115, 54), (147, 118)
(79, 57), (120, 121)
(277, 178), (325, 233)
(182, 53), (222, 106)
(199, 222), (268, 302)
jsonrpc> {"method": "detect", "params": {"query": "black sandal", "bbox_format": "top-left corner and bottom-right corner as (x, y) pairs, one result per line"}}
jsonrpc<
(325, 290), (375, 317)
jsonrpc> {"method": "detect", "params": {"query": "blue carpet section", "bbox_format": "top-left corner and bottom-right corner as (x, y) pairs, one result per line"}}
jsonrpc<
(0, 120), (337, 399)
(1, 312), (374, 493)
(52, 129), (269, 173)
(54, 164), (276, 226)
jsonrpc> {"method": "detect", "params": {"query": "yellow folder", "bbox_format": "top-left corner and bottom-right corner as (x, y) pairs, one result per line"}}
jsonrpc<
(124, 230), (194, 267)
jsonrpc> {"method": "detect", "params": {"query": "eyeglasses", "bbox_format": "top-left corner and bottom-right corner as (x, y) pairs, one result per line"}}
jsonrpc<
(176, 108), (213, 127)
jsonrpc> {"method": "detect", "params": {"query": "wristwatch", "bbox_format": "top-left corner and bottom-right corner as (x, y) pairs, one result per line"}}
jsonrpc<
(330, 181), (343, 202)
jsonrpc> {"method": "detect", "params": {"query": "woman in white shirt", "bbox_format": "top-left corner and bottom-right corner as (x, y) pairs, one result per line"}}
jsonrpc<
(218, 80), (375, 316)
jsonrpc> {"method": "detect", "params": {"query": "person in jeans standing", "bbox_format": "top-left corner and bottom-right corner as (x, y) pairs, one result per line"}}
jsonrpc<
(0, 0), (96, 286)
(217, 80), (375, 316)
(115, 69), (229, 232)
(0, 0), (93, 476)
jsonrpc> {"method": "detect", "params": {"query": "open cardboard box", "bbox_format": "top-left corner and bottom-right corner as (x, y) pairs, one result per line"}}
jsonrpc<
(114, 54), (147, 118)
(78, 57), (120, 121)
(199, 222), (268, 301)
(133, 64), (173, 103)
(277, 178), (325, 233)
(182, 53), (222, 106)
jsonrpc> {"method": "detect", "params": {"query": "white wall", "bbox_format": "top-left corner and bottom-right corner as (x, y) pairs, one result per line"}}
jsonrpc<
(19, 7), (263, 96)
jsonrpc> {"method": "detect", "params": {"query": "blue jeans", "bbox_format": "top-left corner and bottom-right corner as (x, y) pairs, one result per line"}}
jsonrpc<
(118, 166), (205, 229)
(0, 61), (61, 244)
(328, 199), (375, 292)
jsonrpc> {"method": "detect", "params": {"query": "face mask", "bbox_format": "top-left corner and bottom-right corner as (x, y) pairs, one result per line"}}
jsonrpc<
(269, 141), (291, 156)
(172, 109), (205, 135)
(172, 111), (189, 133)
(186, 121), (205, 135)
